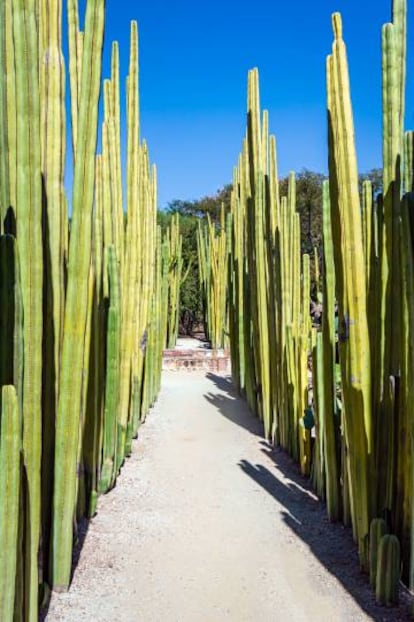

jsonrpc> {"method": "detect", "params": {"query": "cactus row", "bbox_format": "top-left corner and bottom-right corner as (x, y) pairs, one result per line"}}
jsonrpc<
(229, 70), (312, 455)
(228, 0), (414, 598)
(0, 3), (167, 618)
(165, 213), (184, 348)
(197, 204), (230, 350)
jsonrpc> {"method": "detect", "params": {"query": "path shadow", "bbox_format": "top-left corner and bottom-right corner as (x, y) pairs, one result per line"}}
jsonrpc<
(204, 372), (263, 437)
(206, 372), (235, 394)
(240, 447), (411, 621)
(206, 373), (410, 619)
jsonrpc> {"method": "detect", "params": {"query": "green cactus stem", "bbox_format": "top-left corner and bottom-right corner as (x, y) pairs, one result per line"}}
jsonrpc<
(376, 534), (401, 606)
(52, 0), (105, 591)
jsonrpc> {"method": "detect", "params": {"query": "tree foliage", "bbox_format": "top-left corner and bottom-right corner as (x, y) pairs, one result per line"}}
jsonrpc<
(166, 185), (232, 223)
(280, 169), (325, 257)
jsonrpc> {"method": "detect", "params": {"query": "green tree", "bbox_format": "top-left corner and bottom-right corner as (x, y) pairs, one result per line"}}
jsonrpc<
(359, 168), (383, 196)
(166, 185), (232, 222)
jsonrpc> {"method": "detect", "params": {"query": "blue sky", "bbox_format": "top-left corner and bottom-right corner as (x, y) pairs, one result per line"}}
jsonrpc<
(74, 1), (414, 208)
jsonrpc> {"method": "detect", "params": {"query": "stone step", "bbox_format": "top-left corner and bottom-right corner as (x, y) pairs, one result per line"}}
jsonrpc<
(162, 348), (231, 373)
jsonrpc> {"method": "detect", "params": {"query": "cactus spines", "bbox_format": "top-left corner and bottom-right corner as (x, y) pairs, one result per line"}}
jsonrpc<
(376, 534), (401, 606)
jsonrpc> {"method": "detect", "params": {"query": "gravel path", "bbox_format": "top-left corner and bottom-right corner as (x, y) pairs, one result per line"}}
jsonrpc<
(44, 371), (410, 621)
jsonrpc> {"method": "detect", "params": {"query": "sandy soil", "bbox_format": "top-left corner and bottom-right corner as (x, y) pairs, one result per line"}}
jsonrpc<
(44, 371), (411, 622)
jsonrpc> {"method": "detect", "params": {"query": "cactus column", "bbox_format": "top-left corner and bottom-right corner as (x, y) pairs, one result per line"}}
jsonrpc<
(0, 386), (21, 622)
(13, 1), (43, 617)
(327, 13), (373, 568)
(52, 0), (105, 592)
(118, 22), (139, 469)
(39, 0), (66, 584)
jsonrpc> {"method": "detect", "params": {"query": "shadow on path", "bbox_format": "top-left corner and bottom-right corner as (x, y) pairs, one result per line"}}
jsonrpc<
(204, 372), (263, 437)
(205, 372), (411, 621)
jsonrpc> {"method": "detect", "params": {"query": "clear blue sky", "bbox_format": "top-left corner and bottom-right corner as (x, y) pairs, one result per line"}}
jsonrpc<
(74, 0), (414, 208)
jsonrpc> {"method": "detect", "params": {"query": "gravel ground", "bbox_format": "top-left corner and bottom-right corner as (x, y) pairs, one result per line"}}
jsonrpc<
(43, 371), (411, 622)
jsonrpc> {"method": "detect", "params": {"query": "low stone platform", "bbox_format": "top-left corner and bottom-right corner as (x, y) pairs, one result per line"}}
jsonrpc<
(162, 342), (231, 373)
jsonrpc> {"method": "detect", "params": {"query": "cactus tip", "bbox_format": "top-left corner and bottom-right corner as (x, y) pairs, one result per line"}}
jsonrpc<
(332, 12), (343, 40)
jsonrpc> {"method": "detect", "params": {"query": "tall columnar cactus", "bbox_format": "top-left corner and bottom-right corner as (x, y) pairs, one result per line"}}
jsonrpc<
(198, 206), (229, 351)
(111, 42), (124, 267)
(321, 181), (340, 521)
(0, 235), (24, 617)
(141, 224), (164, 418)
(0, 1), (9, 231)
(52, 0), (105, 591)
(246, 70), (271, 436)
(298, 253), (312, 475)
(376, 9), (404, 517)
(166, 213), (183, 349)
(0, 236), (23, 397)
(39, 0), (66, 584)
(327, 13), (373, 568)
(0, 0), (16, 233)
(134, 153), (157, 430)
(399, 193), (414, 584)
(0, 386), (21, 622)
(75, 263), (95, 521)
(81, 200), (105, 518)
(404, 131), (414, 192)
(118, 21), (139, 470)
(311, 331), (326, 500)
(13, 0), (44, 616)
(99, 246), (120, 493)
(67, 0), (81, 157)
(229, 164), (246, 393)
(361, 180), (373, 283)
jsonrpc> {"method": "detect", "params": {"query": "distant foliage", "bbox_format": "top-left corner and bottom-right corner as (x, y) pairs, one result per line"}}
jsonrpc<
(280, 169), (325, 257)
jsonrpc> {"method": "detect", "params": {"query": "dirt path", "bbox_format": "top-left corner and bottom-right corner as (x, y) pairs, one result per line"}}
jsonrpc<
(45, 371), (410, 621)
